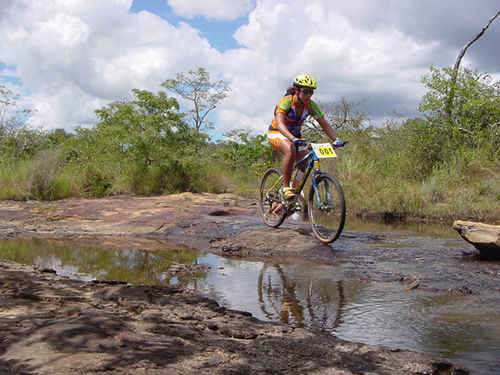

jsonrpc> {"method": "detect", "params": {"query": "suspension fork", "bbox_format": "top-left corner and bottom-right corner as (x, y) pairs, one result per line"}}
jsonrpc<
(311, 161), (331, 209)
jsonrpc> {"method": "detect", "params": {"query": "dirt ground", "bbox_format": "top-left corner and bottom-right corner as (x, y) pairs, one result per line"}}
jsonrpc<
(0, 194), (470, 374)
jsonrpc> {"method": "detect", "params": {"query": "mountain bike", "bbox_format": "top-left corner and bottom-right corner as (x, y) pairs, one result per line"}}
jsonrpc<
(259, 142), (346, 244)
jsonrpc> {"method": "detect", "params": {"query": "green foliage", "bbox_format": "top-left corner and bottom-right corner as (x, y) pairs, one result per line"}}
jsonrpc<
(214, 129), (276, 174)
(1, 68), (498, 221)
(0, 85), (45, 161)
(317, 66), (500, 220)
(93, 89), (193, 166)
(419, 66), (500, 149)
(66, 89), (211, 196)
(0, 150), (79, 201)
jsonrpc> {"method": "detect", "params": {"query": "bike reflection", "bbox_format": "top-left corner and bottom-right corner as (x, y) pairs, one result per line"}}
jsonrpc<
(257, 263), (345, 332)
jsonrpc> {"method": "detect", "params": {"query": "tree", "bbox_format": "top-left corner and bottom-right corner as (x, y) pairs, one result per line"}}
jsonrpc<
(70, 88), (209, 195)
(419, 66), (500, 147)
(92, 89), (195, 167)
(302, 97), (369, 141)
(161, 67), (230, 133)
(215, 129), (272, 172)
(1, 85), (32, 133)
(445, 8), (500, 118)
(0, 85), (41, 160)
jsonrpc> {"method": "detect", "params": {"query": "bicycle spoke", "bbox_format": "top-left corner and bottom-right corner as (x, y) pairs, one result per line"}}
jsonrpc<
(308, 173), (345, 243)
(259, 168), (287, 228)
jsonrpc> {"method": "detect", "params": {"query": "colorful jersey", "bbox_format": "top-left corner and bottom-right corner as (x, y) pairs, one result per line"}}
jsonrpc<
(269, 94), (324, 137)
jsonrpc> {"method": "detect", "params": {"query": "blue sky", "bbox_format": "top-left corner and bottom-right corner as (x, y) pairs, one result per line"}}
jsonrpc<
(130, 0), (247, 52)
(0, 0), (499, 137)
(0, 62), (20, 85)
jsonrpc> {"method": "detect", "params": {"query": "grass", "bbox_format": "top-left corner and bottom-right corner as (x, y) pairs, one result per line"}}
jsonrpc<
(323, 146), (500, 223)
(1, 141), (498, 224)
(0, 155), (81, 201)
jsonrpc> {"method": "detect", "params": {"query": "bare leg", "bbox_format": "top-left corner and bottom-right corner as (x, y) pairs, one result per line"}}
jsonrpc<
(295, 150), (309, 166)
(278, 139), (296, 188)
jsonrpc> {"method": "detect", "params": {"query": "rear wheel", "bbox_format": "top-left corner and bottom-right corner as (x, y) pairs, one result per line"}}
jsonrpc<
(259, 167), (287, 228)
(308, 173), (345, 243)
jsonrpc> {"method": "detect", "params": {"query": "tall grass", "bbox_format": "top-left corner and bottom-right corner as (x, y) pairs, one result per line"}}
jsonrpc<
(0, 150), (82, 200)
(1, 129), (498, 223)
(0, 148), (236, 200)
(323, 139), (500, 222)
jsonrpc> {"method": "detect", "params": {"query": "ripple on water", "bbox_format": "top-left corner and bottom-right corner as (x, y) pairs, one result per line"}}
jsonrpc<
(1, 237), (500, 374)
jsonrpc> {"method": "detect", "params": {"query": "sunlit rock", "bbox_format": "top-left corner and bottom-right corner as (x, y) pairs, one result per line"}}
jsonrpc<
(453, 220), (500, 258)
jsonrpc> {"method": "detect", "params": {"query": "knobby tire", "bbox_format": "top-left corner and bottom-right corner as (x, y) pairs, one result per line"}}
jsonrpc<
(308, 173), (346, 243)
(259, 167), (287, 228)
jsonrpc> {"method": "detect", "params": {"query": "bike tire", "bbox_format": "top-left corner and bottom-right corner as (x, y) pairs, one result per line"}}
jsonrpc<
(259, 167), (287, 228)
(308, 173), (346, 243)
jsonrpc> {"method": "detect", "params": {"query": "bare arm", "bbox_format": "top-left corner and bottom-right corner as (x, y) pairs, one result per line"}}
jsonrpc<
(316, 116), (338, 141)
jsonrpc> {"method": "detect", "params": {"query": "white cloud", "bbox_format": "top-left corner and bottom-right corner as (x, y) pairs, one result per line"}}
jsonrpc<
(0, 0), (220, 128)
(1, 0), (498, 133)
(215, 0), (443, 133)
(167, 0), (254, 21)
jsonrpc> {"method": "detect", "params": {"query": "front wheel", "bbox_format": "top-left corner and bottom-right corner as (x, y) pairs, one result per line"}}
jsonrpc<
(308, 173), (346, 243)
(259, 167), (287, 228)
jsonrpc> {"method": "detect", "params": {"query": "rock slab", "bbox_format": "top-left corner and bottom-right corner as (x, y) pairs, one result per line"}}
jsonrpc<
(453, 220), (500, 258)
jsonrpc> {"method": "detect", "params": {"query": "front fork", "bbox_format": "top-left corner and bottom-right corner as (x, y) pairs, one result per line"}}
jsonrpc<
(311, 165), (331, 210)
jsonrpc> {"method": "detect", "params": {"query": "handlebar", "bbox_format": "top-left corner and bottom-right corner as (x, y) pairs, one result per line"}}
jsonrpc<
(304, 140), (349, 150)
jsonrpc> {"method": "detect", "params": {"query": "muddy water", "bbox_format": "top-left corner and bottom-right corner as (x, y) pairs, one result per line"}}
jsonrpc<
(1, 226), (500, 375)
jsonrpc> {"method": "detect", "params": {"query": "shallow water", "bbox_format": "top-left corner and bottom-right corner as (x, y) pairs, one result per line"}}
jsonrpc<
(1, 232), (500, 374)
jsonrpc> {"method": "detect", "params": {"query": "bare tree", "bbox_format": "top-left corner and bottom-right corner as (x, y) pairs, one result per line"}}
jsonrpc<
(161, 67), (230, 133)
(302, 97), (369, 140)
(445, 8), (500, 118)
(0, 85), (32, 133)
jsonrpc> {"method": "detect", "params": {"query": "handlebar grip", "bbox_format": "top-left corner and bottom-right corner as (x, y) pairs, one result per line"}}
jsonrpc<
(332, 140), (348, 147)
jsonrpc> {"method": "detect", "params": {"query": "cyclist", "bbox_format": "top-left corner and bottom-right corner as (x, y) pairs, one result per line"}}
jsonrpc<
(267, 74), (344, 201)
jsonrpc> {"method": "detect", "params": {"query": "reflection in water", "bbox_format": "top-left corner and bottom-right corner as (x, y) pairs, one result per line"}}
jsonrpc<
(0, 238), (206, 287)
(258, 264), (345, 331)
(346, 217), (457, 238)
(1, 238), (500, 374)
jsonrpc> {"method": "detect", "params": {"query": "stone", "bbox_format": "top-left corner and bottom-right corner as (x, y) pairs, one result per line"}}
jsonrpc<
(453, 220), (500, 258)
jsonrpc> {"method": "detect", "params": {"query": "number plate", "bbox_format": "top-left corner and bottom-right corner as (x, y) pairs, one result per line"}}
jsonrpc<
(311, 143), (337, 158)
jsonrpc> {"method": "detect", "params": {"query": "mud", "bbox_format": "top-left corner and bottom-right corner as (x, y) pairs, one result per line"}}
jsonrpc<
(0, 193), (473, 374)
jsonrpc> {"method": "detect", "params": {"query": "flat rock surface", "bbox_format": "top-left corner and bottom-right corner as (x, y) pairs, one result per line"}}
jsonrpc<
(1, 261), (464, 375)
(0, 194), (471, 374)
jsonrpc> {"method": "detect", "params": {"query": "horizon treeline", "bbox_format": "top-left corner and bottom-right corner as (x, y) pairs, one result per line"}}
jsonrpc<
(0, 66), (499, 221)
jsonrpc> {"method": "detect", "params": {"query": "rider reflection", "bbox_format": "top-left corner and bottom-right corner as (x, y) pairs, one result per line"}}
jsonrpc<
(258, 263), (345, 331)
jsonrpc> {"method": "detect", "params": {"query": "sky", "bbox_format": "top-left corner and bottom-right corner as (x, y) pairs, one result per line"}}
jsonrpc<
(1, 0), (499, 139)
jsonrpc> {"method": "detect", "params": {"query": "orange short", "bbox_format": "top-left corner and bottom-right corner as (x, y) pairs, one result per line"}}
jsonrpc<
(267, 129), (307, 152)
(267, 129), (286, 151)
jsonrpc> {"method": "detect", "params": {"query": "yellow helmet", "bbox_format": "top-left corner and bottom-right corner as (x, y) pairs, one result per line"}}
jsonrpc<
(293, 74), (317, 89)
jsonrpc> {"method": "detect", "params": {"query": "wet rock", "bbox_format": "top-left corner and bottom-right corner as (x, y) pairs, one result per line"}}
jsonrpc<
(1, 260), (470, 375)
(210, 227), (321, 258)
(208, 210), (231, 216)
(356, 210), (405, 222)
(39, 268), (57, 274)
(453, 220), (500, 259)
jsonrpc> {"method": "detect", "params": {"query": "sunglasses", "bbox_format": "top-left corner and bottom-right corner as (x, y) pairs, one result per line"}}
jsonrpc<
(300, 88), (314, 96)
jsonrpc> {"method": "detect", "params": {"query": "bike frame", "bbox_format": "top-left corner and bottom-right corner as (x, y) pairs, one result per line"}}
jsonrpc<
(260, 141), (347, 242)
(292, 148), (331, 209)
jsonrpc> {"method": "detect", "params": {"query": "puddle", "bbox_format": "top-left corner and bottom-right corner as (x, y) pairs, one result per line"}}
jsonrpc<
(367, 241), (415, 248)
(346, 217), (458, 238)
(1, 237), (500, 374)
(0, 238), (208, 287)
